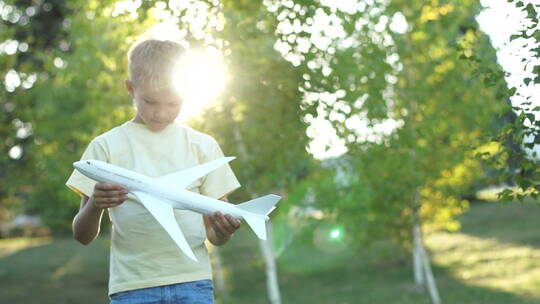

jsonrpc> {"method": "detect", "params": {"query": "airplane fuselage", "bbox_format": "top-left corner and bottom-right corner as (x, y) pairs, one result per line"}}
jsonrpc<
(76, 160), (267, 221)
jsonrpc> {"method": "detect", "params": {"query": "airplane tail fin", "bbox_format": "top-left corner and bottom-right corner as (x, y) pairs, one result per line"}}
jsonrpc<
(238, 194), (281, 240)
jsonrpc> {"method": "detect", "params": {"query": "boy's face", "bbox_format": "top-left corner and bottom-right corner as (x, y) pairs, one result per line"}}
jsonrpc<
(125, 80), (182, 132)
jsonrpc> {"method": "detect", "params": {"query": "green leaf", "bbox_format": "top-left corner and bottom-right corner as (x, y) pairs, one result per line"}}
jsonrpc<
(525, 4), (536, 19)
(510, 34), (521, 41)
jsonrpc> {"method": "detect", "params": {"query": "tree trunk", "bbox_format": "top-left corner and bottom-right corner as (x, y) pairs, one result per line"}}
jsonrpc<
(412, 188), (441, 304)
(421, 245), (441, 304)
(233, 127), (282, 304)
(413, 221), (425, 291)
(259, 221), (281, 304)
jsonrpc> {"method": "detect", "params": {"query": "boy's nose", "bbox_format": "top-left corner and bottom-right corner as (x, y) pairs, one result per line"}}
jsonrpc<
(153, 111), (168, 122)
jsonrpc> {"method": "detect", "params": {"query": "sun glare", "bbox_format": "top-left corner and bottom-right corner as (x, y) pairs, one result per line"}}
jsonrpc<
(173, 49), (228, 122)
(134, 20), (227, 122)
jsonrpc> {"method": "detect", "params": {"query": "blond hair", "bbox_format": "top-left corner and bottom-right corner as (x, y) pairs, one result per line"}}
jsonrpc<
(127, 39), (185, 89)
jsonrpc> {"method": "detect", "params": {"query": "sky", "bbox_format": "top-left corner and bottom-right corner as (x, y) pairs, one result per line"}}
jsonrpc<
(477, 0), (539, 110)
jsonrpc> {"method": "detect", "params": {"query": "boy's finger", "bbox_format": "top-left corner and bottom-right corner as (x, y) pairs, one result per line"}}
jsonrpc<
(217, 214), (236, 234)
(95, 190), (126, 198)
(224, 215), (241, 228)
(105, 190), (129, 197)
(211, 216), (226, 236)
(96, 183), (125, 191)
(98, 197), (127, 204)
(103, 197), (121, 204)
(215, 214), (234, 235)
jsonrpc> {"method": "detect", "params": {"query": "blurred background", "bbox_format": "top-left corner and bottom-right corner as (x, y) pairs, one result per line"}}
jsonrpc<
(1, 0), (539, 303)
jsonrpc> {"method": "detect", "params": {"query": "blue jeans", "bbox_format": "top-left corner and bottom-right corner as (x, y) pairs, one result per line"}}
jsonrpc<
(110, 280), (214, 304)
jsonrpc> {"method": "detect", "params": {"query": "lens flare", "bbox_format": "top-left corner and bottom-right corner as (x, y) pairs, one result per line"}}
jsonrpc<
(329, 226), (345, 241)
(172, 49), (228, 121)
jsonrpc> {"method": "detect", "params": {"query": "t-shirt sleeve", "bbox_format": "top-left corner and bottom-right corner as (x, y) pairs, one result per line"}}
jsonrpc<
(65, 138), (108, 198)
(199, 137), (241, 199)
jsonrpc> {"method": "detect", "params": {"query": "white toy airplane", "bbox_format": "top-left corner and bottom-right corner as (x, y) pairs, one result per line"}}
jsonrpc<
(73, 157), (280, 262)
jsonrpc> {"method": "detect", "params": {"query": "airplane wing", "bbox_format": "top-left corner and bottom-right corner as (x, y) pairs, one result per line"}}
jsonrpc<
(130, 191), (198, 262)
(157, 157), (235, 189)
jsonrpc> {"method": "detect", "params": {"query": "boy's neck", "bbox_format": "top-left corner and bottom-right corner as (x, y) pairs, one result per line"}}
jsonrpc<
(128, 117), (176, 133)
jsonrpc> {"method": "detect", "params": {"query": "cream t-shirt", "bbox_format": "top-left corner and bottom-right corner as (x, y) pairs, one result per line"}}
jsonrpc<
(65, 121), (241, 295)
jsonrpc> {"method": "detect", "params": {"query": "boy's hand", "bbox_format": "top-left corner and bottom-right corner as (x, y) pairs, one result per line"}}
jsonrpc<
(205, 211), (241, 245)
(92, 182), (129, 209)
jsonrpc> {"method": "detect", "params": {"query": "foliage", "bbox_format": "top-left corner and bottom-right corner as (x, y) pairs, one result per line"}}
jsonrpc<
(0, 0), (520, 251)
(266, 0), (508, 247)
(1, 0), (157, 230)
(1, 0), (313, 231)
(28, 1), (158, 230)
(0, 0), (72, 227)
(459, 0), (540, 202)
(189, 0), (313, 203)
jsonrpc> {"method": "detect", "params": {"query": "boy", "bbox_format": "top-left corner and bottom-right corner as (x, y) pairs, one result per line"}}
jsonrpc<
(66, 39), (241, 303)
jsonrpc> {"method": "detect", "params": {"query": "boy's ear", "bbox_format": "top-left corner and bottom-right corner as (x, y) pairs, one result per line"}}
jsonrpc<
(125, 79), (135, 98)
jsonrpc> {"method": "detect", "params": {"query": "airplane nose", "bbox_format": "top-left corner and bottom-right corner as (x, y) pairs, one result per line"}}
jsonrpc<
(73, 161), (88, 169)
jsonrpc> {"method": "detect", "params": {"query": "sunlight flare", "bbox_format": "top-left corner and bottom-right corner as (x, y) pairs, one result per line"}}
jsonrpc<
(173, 49), (228, 121)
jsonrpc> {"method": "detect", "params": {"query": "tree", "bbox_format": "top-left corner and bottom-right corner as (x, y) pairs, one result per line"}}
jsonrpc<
(1, 0), (72, 229)
(462, 0), (540, 202)
(266, 0), (506, 248)
(189, 2), (313, 302)
(267, 2), (508, 301)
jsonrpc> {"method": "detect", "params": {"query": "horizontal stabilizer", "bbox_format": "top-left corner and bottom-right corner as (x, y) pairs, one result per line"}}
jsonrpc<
(158, 157), (235, 189)
(243, 215), (268, 240)
(237, 194), (281, 216)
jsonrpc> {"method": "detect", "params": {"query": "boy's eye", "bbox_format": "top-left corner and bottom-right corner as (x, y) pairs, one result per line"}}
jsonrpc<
(145, 100), (155, 104)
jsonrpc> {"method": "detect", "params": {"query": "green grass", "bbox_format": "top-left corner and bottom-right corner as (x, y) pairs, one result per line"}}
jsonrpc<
(0, 236), (110, 303)
(425, 201), (540, 303)
(1, 201), (540, 303)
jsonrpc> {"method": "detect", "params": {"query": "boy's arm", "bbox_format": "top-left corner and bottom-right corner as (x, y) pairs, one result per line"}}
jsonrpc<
(72, 183), (128, 245)
(204, 197), (241, 246)
(72, 195), (105, 245)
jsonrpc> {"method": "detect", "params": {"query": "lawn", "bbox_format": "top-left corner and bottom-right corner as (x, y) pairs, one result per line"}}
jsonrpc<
(1, 201), (539, 304)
